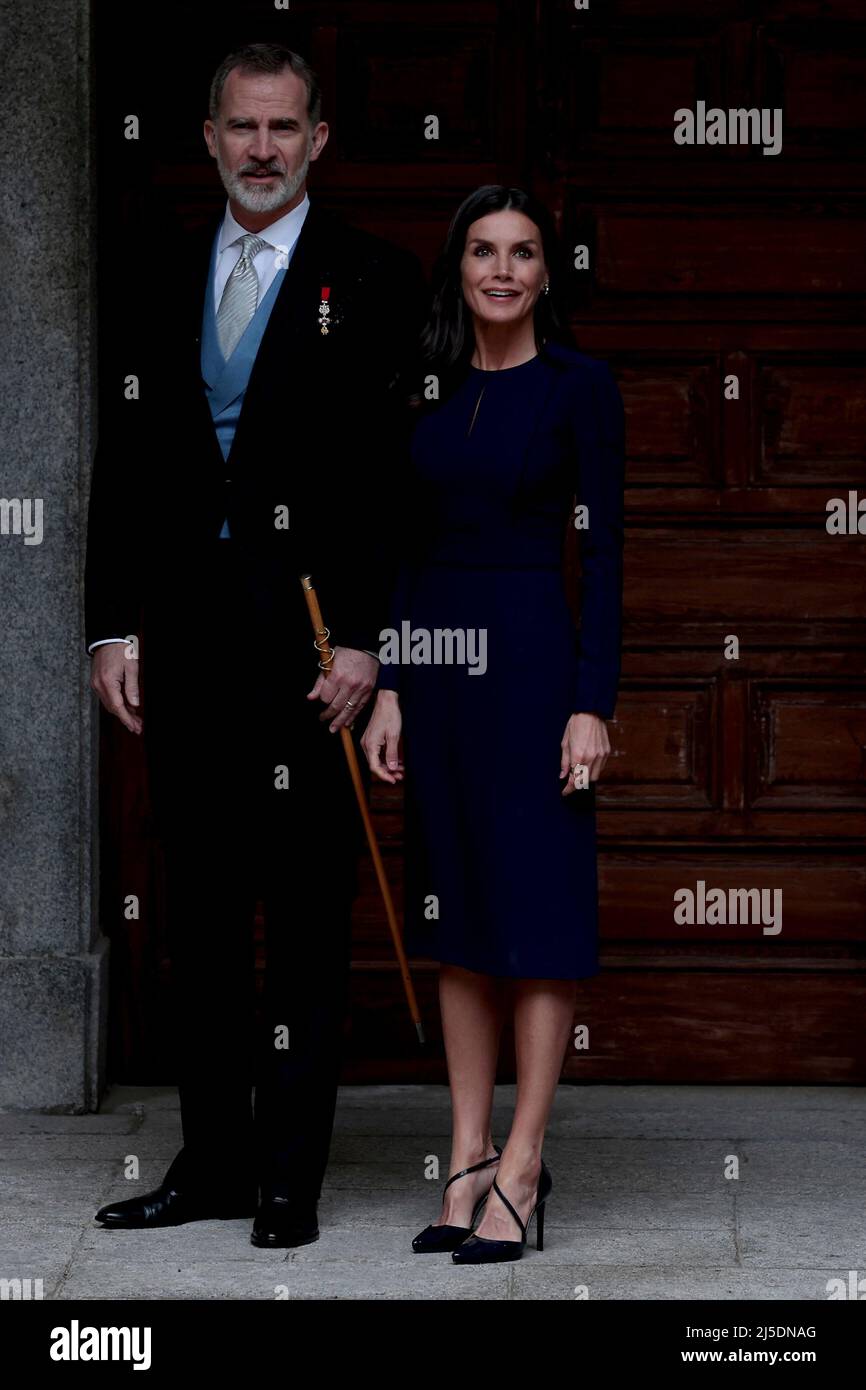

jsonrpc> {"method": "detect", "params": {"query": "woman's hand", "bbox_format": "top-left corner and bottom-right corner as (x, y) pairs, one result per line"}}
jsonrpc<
(560, 712), (610, 795)
(361, 690), (404, 784)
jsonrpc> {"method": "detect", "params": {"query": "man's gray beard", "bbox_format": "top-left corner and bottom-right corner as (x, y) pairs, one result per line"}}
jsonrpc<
(216, 146), (311, 214)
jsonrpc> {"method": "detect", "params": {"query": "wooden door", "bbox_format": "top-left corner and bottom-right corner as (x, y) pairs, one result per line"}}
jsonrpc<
(95, 0), (866, 1085)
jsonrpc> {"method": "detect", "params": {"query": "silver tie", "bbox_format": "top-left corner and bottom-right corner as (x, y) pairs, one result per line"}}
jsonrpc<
(216, 233), (268, 359)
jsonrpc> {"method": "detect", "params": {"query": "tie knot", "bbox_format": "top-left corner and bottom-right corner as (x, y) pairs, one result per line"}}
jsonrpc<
(237, 233), (267, 264)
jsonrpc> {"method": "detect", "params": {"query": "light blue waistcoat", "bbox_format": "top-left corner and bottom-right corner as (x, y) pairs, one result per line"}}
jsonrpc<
(200, 230), (293, 537)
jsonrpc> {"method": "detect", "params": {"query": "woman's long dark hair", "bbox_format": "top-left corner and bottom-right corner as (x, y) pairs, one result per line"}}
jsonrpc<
(417, 185), (575, 402)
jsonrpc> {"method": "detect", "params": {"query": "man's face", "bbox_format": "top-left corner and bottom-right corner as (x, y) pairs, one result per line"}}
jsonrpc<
(204, 67), (328, 219)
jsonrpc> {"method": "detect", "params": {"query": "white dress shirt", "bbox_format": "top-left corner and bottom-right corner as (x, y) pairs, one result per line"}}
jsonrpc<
(213, 193), (309, 313)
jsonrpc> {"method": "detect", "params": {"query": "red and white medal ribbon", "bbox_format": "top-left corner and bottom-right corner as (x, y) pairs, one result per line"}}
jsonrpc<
(318, 285), (331, 335)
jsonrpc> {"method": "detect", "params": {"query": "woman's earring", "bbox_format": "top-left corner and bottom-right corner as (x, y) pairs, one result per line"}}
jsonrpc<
(542, 281), (550, 296)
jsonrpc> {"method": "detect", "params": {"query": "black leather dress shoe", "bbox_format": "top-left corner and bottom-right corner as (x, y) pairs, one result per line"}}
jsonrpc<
(251, 1196), (319, 1249)
(94, 1181), (258, 1229)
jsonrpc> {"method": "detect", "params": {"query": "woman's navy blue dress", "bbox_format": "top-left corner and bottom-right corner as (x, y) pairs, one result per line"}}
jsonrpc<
(377, 343), (625, 980)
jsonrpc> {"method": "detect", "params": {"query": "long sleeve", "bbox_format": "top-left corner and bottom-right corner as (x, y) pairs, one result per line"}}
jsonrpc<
(571, 361), (626, 720)
(84, 193), (179, 653)
(374, 398), (424, 694)
(375, 556), (413, 692)
(375, 387), (431, 695)
(311, 245), (428, 659)
(84, 413), (144, 651)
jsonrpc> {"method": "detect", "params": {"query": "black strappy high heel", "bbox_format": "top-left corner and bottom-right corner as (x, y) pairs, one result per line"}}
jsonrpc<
(451, 1159), (552, 1263)
(411, 1146), (502, 1253)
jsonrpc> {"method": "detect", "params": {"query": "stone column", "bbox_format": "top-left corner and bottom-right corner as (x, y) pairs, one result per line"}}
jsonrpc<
(0, 0), (107, 1109)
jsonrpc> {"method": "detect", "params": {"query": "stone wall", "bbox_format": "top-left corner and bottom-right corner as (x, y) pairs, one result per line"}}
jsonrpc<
(0, 0), (106, 1109)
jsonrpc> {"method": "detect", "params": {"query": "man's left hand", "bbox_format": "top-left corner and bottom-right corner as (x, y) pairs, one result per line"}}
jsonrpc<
(306, 647), (379, 732)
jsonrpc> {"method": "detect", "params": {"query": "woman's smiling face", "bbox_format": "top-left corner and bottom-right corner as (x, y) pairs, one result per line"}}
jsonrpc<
(460, 209), (548, 328)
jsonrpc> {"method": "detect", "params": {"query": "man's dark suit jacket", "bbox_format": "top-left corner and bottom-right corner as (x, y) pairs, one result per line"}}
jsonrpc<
(85, 199), (427, 807)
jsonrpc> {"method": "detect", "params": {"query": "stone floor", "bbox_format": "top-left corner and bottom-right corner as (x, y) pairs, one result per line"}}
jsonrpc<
(1, 1084), (864, 1300)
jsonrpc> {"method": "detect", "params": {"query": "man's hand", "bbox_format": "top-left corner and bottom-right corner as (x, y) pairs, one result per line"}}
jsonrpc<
(306, 646), (378, 732)
(90, 643), (142, 735)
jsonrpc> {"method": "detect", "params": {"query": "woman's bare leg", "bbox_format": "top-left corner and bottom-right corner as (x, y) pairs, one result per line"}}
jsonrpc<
(472, 978), (577, 1240)
(433, 963), (507, 1227)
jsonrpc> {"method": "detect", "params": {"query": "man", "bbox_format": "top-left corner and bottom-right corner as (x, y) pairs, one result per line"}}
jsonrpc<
(86, 43), (425, 1247)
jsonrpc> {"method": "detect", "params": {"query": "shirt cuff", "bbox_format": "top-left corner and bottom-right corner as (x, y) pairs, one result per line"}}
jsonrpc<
(87, 638), (129, 653)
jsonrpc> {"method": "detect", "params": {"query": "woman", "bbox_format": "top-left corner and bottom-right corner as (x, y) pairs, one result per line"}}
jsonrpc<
(361, 185), (625, 1263)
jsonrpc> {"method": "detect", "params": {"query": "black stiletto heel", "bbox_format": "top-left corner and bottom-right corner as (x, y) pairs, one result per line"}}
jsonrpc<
(411, 1146), (502, 1253)
(451, 1159), (552, 1263)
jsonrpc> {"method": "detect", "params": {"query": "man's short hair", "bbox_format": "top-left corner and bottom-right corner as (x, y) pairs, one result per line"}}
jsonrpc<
(209, 42), (322, 126)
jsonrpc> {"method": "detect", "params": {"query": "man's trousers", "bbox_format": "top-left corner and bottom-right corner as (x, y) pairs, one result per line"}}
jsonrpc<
(142, 538), (362, 1202)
